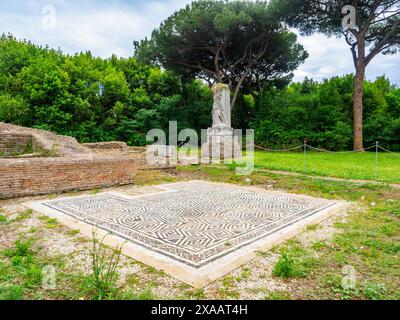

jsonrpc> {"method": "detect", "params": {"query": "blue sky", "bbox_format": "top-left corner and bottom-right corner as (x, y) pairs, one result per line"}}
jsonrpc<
(0, 0), (399, 84)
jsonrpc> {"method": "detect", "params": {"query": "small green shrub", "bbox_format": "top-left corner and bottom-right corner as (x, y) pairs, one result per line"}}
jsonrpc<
(66, 229), (80, 237)
(0, 285), (23, 300)
(272, 246), (318, 279)
(235, 266), (252, 282)
(24, 264), (43, 288)
(184, 288), (206, 300)
(312, 241), (327, 250)
(132, 287), (154, 300)
(364, 282), (387, 300)
(264, 291), (291, 300)
(38, 216), (61, 229)
(272, 251), (297, 278)
(15, 237), (34, 257)
(191, 288), (206, 300)
(4, 236), (34, 260)
(1, 235), (44, 298)
(120, 287), (154, 300)
(12, 209), (33, 222)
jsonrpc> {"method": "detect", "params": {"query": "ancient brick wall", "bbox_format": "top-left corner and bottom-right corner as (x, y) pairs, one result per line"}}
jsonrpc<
(0, 122), (91, 156)
(83, 141), (130, 152)
(0, 156), (137, 199)
(0, 133), (33, 156)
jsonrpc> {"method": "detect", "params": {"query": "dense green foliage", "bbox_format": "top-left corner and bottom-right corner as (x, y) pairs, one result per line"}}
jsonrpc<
(270, 0), (400, 150)
(252, 76), (400, 151)
(0, 34), (212, 145)
(0, 34), (399, 150)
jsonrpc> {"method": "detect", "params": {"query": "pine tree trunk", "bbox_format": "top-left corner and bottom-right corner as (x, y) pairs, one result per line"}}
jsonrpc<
(353, 64), (365, 151)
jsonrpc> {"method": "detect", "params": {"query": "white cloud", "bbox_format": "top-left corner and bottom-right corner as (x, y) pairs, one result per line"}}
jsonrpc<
(0, 0), (191, 57)
(294, 33), (400, 85)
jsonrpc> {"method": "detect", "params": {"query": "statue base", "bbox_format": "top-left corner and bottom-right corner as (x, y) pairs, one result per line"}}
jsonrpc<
(201, 126), (242, 163)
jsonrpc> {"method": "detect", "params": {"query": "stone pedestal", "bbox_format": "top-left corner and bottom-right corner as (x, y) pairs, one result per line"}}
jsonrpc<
(202, 127), (241, 163)
(201, 84), (241, 163)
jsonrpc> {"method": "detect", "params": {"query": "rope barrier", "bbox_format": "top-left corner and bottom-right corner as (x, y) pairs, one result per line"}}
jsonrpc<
(254, 144), (303, 152)
(378, 145), (400, 157)
(253, 141), (399, 180)
(252, 141), (399, 182)
(254, 144), (379, 154)
(306, 145), (376, 153)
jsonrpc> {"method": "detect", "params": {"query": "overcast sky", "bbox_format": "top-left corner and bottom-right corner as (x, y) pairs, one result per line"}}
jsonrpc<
(0, 0), (398, 84)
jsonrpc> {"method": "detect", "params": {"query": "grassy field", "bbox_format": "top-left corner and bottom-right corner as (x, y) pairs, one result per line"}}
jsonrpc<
(251, 151), (400, 184)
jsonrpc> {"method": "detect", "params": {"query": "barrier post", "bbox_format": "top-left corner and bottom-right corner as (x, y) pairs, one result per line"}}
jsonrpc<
(303, 139), (307, 174)
(375, 141), (379, 180)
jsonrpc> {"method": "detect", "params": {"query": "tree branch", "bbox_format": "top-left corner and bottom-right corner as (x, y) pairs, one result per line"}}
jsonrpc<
(365, 18), (400, 66)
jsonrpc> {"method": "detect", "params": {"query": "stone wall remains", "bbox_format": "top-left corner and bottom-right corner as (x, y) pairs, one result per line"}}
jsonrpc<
(0, 122), (91, 157)
(0, 156), (137, 199)
(0, 133), (34, 156)
(0, 122), (145, 199)
(83, 141), (130, 153)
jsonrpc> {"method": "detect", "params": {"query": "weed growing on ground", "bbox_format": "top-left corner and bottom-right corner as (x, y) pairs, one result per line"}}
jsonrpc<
(66, 229), (80, 237)
(236, 266), (252, 282)
(12, 209), (33, 222)
(363, 282), (387, 300)
(121, 287), (155, 300)
(272, 246), (319, 279)
(0, 235), (43, 299)
(264, 291), (291, 300)
(38, 216), (61, 229)
(84, 230), (124, 300)
(272, 250), (297, 278)
(180, 288), (206, 300)
(218, 275), (240, 299)
(0, 284), (23, 300)
(0, 214), (7, 223)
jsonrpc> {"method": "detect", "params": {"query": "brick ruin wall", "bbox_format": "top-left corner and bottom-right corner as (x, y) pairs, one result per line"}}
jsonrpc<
(83, 142), (130, 152)
(0, 156), (138, 199)
(0, 133), (34, 156)
(0, 122), (144, 200)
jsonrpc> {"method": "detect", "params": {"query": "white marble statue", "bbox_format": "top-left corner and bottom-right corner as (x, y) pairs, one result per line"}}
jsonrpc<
(202, 83), (241, 162)
(211, 84), (231, 128)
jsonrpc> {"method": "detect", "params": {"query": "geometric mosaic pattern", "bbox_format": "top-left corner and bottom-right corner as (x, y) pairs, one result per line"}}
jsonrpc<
(43, 181), (336, 268)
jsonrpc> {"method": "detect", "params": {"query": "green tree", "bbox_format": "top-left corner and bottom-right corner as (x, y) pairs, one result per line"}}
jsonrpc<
(272, 0), (400, 150)
(1, 33), (397, 151)
(0, 34), (40, 95)
(0, 94), (30, 125)
(19, 50), (75, 134)
(135, 0), (308, 109)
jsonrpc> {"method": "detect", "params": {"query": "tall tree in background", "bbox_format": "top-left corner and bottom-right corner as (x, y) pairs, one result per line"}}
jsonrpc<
(272, 0), (400, 150)
(135, 0), (308, 109)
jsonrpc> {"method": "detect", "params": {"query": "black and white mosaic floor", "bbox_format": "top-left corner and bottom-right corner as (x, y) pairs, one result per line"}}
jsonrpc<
(25, 181), (344, 286)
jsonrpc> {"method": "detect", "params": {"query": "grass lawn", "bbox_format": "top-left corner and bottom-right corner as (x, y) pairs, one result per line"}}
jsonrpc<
(251, 151), (400, 184)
